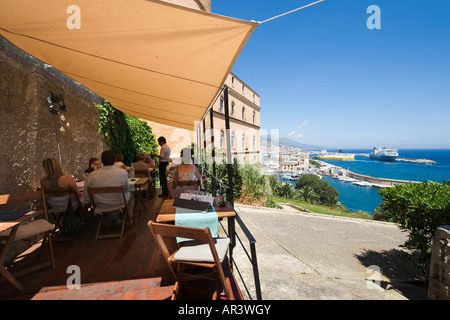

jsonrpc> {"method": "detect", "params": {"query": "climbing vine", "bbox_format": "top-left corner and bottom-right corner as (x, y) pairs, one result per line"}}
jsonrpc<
(96, 100), (158, 165)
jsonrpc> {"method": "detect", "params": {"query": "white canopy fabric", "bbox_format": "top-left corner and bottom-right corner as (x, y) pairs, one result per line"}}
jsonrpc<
(0, 0), (258, 129)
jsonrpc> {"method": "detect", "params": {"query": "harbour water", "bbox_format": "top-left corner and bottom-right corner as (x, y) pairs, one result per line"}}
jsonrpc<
(281, 149), (450, 215)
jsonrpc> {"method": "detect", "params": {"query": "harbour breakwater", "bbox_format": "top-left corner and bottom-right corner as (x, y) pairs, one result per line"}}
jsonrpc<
(346, 171), (420, 187)
(325, 162), (421, 187)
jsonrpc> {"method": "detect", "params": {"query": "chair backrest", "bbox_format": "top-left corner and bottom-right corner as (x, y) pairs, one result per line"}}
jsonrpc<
(169, 186), (199, 199)
(0, 190), (48, 220)
(147, 221), (222, 273)
(43, 186), (82, 209)
(87, 186), (127, 209)
(134, 170), (150, 178)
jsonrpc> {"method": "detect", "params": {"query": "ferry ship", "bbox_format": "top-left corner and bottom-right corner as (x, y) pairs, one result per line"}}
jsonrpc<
(314, 150), (355, 161)
(369, 147), (398, 162)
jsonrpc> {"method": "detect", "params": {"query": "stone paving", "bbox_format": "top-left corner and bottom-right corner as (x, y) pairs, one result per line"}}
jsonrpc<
(228, 204), (428, 300)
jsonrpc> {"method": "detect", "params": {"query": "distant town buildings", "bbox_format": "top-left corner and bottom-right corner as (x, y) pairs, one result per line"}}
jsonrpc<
(261, 140), (311, 173)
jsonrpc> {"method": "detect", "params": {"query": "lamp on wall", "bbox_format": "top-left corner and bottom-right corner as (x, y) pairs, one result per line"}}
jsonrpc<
(47, 92), (66, 114)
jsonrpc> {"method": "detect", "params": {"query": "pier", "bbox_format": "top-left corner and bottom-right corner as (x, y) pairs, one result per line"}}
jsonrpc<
(320, 161), (421, 187)
(346, 171), (420, 187)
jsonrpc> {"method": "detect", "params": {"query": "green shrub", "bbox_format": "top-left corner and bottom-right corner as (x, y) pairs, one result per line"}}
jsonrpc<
(376, 181), (450, 272)
(240, 164), (271, 202)
(295, 174), (339, 206)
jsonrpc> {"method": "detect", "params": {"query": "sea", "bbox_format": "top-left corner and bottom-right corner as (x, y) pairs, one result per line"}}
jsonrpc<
(280, 149), (450, 215)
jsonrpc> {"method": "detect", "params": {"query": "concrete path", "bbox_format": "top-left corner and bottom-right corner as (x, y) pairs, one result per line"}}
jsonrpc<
(229, 204), (428, 300)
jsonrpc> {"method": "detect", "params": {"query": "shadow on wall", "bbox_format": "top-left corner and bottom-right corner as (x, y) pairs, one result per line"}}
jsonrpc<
(0, 36), (105, 194)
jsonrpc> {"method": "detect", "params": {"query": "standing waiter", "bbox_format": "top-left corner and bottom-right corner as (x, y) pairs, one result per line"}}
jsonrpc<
(153, 136), (170, 197)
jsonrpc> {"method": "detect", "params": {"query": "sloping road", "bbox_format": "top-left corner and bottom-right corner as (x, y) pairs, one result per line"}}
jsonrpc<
(230, 204), (427, 300)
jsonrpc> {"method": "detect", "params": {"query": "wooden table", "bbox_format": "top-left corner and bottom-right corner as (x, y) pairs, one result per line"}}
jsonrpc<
(156, 199), (235, 223)
(130, 178), (149, 217)
(0, 210), (44, 291)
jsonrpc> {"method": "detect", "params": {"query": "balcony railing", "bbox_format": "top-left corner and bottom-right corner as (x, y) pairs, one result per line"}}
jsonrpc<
(202, 169), (262, 300)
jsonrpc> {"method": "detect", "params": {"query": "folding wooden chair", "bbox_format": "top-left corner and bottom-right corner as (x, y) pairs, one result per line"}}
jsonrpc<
(87, 186), (132, 241)
(134, 170), (156, 199)
(0, 190), (55, 291)
(169, 180), (200, 199)
(42, 186), (83, 232)
(147, 221), (231, 300)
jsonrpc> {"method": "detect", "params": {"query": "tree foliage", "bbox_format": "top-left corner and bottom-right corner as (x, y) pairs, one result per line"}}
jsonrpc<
(295, 174), (339, 206)
(296, 185), (319, 203)
(278, 182), (294, 199)
(375, 180), (450, 272)
(96, 100), (158, 165)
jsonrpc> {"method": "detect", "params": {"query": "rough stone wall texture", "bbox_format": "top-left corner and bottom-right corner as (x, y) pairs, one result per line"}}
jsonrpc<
(428, 226), (450, 300)
(0, 36), (105, 194)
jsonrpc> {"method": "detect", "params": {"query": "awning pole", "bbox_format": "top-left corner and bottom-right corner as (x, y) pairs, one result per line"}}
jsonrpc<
(202, 117), (207, 174)
(223, 86), (234, 207)
(209, 108), (217, 196)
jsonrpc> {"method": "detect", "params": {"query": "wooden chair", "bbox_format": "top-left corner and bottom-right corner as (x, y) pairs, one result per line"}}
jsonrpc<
(147, 221), (231, 300)
(42, 186), (83, 232)
(0, 190), (55, 291)
(169, 185), (199, 199)
(169, 180), (201, 199)
(134, 170), (156, 199)
(87, 186), (132, 241)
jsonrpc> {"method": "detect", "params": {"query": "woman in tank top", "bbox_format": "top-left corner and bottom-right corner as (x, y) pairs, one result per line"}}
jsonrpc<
(169, 148), (201, 189)
(40, 158), (81, 210)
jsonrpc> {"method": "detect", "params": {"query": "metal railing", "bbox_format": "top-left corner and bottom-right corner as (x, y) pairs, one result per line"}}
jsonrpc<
(202, 169), (262, 300)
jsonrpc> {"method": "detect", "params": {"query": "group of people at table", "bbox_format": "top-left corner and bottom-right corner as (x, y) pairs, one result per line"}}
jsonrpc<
(39, 136), (202, 226)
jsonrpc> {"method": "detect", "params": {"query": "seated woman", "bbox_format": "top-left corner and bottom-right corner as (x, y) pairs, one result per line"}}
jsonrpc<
(143, 153), (156, 175)
(133, 152), (152, 172)
(40, 158), (82, 210)
(84, 157), (101, 177)
(169, 148), (201, 190)
(114, 153), (126, 169)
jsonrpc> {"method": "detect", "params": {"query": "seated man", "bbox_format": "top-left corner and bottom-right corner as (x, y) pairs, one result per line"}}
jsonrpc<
(83, 150), (134, 221)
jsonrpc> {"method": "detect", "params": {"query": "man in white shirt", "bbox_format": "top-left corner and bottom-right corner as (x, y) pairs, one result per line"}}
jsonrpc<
(153, 136), (170, 197)
(84, 150), (134, 219)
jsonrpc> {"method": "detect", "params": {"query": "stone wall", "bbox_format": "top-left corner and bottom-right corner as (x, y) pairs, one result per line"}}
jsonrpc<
(0, 36), (106, 194)
(428, 226), (450, 300)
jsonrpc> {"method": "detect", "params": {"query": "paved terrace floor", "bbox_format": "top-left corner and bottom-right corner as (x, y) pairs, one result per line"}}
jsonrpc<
(231, 203), (428, 300)
(0, 194), (241, 300)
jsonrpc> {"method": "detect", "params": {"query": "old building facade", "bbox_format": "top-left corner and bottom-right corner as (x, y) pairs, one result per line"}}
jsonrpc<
(148, 0), (261, 165)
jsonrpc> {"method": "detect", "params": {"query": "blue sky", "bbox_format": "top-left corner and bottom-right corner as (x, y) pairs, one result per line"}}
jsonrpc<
(212, 0), (450, 150)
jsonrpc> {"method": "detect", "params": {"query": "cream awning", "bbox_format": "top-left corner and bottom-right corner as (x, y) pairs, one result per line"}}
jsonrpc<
(0, 0), (258, 130)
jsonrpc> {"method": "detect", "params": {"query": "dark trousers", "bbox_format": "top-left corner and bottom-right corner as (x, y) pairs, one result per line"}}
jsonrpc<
(159, 161), (169, 195)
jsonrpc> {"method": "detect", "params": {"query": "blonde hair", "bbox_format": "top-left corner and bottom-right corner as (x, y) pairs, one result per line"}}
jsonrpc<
(42, 158), (65, 179)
